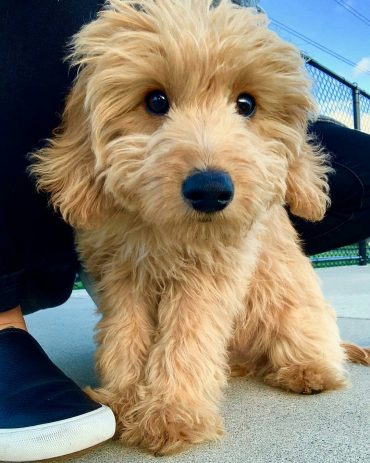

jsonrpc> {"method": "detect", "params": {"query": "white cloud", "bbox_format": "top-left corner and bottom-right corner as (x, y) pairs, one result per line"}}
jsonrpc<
(353, 57), (370, 76)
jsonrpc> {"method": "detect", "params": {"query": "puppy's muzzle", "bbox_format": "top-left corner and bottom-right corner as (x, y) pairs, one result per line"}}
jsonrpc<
(182, 170), (234, 213)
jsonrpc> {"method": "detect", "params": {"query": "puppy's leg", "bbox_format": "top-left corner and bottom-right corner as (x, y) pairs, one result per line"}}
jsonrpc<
(264, 300), (347, 394)
(232, 209), (347, 393)
(86, 275), (154, 430)
(121, 275), (239, 455)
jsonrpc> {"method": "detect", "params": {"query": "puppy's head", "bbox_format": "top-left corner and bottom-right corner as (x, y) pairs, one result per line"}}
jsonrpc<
(31, 0), (329, 238)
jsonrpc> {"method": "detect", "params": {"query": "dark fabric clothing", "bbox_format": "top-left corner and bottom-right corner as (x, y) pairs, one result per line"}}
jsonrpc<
(0, 1), (102, 313)
(0, 327), (101, 428)
(292, 120), (370, 255)
(0, 1), (369, 315)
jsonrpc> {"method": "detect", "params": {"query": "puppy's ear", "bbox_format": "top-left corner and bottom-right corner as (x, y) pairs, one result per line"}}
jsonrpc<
(285, 138), (331, 222)
(30, 73), (114, 229)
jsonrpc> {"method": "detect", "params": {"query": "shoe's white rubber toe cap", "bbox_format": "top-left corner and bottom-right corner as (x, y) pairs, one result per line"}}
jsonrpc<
(0, 404), (116, 462)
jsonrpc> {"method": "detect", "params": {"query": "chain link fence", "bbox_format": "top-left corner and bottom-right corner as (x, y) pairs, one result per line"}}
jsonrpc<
(360, 93), (370, 134)
(310, 244), (370, 268)
(305, 57), (370, 267)
(305, 56), (370, 133)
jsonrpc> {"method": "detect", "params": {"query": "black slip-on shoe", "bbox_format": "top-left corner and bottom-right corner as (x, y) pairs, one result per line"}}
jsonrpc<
(0, 328), (116, 462)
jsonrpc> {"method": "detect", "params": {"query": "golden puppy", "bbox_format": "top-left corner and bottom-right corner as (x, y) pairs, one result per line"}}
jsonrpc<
(31, 0), (370, 455)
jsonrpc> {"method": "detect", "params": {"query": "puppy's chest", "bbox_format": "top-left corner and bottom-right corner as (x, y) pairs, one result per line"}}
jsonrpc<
(123, 242), (256, 302)
(122, 244), (232, 284)
(79, 228), (257, 297)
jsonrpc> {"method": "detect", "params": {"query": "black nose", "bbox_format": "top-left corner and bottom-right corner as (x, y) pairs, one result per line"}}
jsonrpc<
(182, 170), (234, 213)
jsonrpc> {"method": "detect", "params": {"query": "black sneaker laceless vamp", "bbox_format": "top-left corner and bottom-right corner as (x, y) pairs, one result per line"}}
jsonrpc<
(0, 328), (116, 462)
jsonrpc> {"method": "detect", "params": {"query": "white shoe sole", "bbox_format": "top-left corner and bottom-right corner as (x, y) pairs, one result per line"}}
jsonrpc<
(0, 405), (116, 462)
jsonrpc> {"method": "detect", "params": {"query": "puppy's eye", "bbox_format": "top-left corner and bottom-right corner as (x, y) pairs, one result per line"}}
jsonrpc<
(145, 90), (170, 115)
(236, 93), (256, 118)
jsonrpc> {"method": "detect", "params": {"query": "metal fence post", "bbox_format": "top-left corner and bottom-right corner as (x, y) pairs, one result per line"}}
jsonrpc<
(352, 85), (361, 131)
(352, 86), (368, 265)
(359, 241), (368, 266)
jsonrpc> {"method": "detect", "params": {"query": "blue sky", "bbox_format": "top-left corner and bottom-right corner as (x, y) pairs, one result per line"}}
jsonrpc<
(259, 0), (370, 94)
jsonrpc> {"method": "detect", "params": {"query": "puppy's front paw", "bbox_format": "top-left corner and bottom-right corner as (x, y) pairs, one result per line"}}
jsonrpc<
(85, 385), (139, 430)
(121, 401), (224, 455)
(265, 362), (347, 394)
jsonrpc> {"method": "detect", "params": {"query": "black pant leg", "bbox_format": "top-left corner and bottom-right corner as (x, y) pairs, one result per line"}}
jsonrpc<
(291, 120), (370, 255)
(0, 1), (102, 314)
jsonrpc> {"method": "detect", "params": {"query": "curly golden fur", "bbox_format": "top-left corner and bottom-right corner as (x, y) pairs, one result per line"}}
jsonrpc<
(31, 0), (369, 455)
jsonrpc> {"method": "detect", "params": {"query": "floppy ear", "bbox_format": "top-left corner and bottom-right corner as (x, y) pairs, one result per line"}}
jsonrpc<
(30, 2), (154, 229)
(285, 138), (331, 222)
(30, 71), (114, 229)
